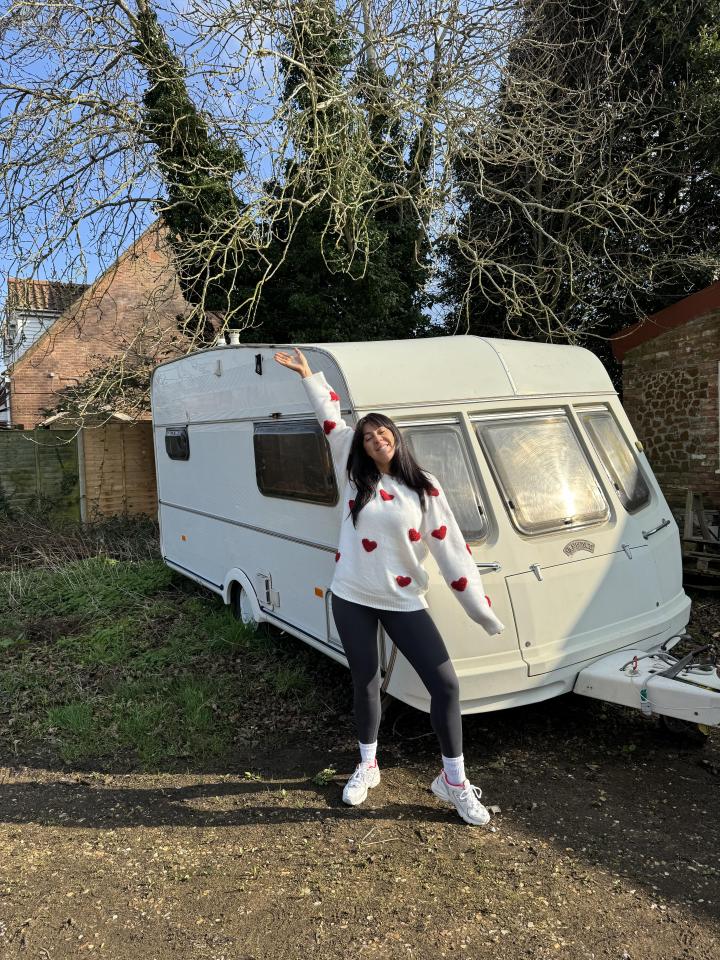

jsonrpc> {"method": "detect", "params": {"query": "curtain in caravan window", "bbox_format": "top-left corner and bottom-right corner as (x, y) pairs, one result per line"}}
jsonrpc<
(579, 411), (650, 512)
(402, 426), (488, 541)
(254, 420), (338, 505)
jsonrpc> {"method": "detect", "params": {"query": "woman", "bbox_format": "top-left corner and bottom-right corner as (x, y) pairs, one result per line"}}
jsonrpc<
(274, 347), (505, 826)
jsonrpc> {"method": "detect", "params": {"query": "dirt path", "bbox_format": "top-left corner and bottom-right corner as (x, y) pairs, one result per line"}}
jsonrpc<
(1, 691), (719, 960)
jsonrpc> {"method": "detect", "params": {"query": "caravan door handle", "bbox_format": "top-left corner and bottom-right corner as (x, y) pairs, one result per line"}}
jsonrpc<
(642, 518), (671, 540)
(476, 561), (501, 573)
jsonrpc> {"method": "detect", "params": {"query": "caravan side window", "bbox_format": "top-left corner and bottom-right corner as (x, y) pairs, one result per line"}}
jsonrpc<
(578, 410), (650, 512)
(254, 420), (338, 505)
(475, 414), (609, 535)
(401, 425), (488, 541)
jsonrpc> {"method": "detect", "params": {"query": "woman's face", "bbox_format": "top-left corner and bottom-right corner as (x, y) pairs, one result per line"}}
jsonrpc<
(362, 422), (396, 471)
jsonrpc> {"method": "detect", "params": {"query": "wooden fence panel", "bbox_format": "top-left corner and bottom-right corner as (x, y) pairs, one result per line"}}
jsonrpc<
(0, 429), (80, 520)
(82, 422), (157, 520)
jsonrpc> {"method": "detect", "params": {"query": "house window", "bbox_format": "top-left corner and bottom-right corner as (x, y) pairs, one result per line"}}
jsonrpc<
(254, 420), (338, 505)
(401, 424), (488, 541)
(475, 414), (609, 535)
(165, 426), (189, 461)
(578, 410), (650, 512)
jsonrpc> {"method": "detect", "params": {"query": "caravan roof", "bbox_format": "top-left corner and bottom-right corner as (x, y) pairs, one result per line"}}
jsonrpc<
(305, 336), (614, 408)
(151, 336), (615, 426)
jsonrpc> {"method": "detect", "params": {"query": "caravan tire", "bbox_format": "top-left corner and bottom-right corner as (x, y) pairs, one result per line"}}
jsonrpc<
(231, 583), (256, 627)
(659, 714), (711, 746)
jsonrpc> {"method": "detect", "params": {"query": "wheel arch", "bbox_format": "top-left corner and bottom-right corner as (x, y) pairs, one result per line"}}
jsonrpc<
(223, 568), (265, 622)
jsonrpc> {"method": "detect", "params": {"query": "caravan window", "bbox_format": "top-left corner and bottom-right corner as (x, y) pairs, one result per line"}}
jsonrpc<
(401, 425), (488, 541)
(475, 414), (609, 535)
(579, 410), (650, 512)
(254, 420), (338, 505)
(165, 427), (189, 461)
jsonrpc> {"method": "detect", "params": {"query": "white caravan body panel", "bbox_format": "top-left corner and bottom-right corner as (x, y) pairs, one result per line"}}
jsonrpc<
(150, 336), (690, 715)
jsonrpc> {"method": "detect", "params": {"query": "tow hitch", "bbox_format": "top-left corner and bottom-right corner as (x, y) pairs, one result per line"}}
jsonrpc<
(573, 635), (720, 735)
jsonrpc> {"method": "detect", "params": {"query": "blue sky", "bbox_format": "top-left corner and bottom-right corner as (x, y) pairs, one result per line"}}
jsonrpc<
(0, 0), (505, 376)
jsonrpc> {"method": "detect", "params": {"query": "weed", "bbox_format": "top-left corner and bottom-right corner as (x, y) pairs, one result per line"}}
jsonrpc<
(312, 767), (337, 786)
(46, 701), (98, 764)
(0, 558), (174, 621)
(268, 663), (311, 698)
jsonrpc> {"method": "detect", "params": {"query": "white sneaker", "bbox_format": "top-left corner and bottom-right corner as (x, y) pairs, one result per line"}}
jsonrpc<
(431, 770), (491, 826)
(342, 761), (381, 806)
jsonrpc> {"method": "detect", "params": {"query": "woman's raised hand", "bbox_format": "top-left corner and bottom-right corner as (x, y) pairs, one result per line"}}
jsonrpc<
(273, 347), (312, 378)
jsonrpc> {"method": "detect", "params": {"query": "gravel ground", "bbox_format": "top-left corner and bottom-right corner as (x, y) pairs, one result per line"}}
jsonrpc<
(1, 589), (719, 960)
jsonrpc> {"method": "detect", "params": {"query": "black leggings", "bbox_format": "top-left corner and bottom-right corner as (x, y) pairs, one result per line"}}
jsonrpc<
(331, 593), (462, 757)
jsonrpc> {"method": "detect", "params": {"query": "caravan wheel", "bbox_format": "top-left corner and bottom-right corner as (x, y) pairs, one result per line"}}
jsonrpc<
(231, 584), (256, 626)
(660, 714), (711, 746)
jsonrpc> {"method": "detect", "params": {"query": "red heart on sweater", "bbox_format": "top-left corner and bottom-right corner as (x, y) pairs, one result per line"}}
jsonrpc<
(429, 486), (440, 496)
(396, 575), (412, 587)
(408, 528), (422, 542)
(451, 577), (468, 592)
(349, 499), (355, 510)
(335, 552), (340, 562)
(485, 595), (492, 607)
(362, 538), (378, 552)
(431, 525), (447, 540)
(323, 420), (336, 434)
(329, 390), (340, 401)
(466, 543), (472, 554)
(379, 489), (394, 501)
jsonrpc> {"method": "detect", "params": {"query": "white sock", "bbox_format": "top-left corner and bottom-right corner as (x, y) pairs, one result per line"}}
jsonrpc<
(442, 753), (465, 786)
(359, 740), (377, 766)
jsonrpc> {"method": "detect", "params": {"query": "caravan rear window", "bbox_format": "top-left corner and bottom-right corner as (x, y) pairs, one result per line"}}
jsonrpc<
(254, 420), (338, 505)
(475, 414), (609, 535)
(579, 410), (650, 512)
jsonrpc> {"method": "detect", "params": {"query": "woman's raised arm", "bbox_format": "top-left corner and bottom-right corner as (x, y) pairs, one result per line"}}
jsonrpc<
(274, 347), (354, 472)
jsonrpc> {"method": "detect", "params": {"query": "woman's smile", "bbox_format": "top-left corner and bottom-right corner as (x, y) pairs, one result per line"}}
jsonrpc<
(363, 426), (395, 466)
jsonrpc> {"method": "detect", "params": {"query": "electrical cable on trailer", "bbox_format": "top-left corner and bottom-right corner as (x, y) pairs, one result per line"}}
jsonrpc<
(620, 636), (719, 678)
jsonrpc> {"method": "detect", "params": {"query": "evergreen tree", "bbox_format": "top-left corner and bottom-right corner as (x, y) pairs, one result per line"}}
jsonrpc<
(439, 0), (720, 359)
(244, 0), (430, 343)
(132, 0), (250, 336)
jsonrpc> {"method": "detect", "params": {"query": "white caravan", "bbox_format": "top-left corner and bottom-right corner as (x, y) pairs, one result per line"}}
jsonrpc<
(150, 337), (720, 735)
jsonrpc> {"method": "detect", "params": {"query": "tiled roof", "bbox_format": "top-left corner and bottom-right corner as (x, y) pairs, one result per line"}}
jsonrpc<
(7, 277), (88, 314)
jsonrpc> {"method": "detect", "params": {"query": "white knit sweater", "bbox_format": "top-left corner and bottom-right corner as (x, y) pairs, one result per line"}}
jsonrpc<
(302, 371), (505, 636)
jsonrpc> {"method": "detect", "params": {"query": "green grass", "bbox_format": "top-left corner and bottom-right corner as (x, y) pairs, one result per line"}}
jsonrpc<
(0, 547), (345, 771)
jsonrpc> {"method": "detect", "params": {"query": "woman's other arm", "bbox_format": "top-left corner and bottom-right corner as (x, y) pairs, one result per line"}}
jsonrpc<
(418, 476), (505, 636)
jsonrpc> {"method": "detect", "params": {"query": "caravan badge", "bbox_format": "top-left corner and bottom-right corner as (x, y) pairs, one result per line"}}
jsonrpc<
(563, 539), (596, 557)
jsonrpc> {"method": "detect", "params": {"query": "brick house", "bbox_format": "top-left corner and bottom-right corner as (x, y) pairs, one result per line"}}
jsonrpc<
(0, 278), (88, 427)
(611, 283), (720, 518)
(1, 224), (198, 518)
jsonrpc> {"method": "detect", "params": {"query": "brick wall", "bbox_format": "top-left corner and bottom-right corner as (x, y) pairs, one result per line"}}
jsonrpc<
(621, 312), (720, 510)
(7, 225), (189, 428)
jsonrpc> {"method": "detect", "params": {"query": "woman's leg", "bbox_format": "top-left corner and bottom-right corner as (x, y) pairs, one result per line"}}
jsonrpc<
(330, 593), (383, 746)
(378, 608), (462, 758)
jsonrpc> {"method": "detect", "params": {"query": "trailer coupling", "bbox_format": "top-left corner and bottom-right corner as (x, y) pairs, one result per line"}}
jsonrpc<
(573, 637), (720, 728)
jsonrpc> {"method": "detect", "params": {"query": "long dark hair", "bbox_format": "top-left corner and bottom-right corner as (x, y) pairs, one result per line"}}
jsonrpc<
(345, 413), (435, 527)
